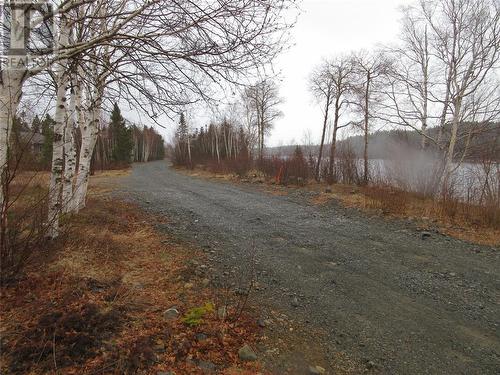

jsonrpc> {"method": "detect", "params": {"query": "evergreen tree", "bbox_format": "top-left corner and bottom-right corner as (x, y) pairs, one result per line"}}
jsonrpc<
(109, 103), (133, 162)
(293, 145), (304, 160)
(31, 115), (41, 133)
(176, 112), (188, 142)
(174, 112), (191, 165)
(11, 113), (29, 137)
(41, 114), (55, 166)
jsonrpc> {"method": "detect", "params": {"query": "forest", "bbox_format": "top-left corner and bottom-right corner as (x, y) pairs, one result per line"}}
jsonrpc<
(11, 103), (164, 171)
(172, 0), (499, 223)
(1, 0), (499, 374)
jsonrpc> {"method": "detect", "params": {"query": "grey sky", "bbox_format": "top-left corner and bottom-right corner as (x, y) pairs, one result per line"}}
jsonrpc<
(269, 0), (409, 146)
(148, 0), (411, 145)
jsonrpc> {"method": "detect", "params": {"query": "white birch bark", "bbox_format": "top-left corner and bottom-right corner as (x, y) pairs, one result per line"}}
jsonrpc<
(214, 127), (220, 164)
(74, 82), (101, 212)
(187, 134), (192, 165)
(62, 82), (77, 213)
(442, 98), (462, 191)
(0, 5), (26, 215)
(47, 16), (70, 238)
(0, 72), (23, 208)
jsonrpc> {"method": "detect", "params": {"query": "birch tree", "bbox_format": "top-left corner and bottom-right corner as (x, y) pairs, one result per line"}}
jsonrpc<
(47, 11), (70, 238)
(2, 0), (163, 236)
(382, 6), (434, 149)
(422, 0), (500, 188)
(61, 77), (78, 213)
(1, 1), (39, 225)
(310, 57), (354, 181)
(352, 51), (390, 184)
(2, 0), (295, 238)
(244, 79), (283, 161)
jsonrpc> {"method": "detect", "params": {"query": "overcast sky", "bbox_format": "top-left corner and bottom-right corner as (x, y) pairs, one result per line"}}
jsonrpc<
(267, 0), (410, 146)
(154, 0), (411, 145)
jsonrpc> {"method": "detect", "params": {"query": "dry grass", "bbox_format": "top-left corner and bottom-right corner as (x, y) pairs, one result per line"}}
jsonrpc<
(309, 183), (499, 247)
(1, 173), (265, 375)
(87, 168), (131, 196)
(93, 169), (131, 178)
(175, 166), (237, 182)
(180, 166), (499, 247)
(7, 171), (50, 209)
(264, 189), (289, 197)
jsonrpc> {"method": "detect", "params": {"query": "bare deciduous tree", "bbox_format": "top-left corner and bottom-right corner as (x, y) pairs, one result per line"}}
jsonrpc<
(423, 0), (500, 187)
(382, 5), (433, 149)
(309, 60), (335, 181)
(351, 51), (390, 184)
(244, 79), (283, 161)
(310, 56), (355, 181)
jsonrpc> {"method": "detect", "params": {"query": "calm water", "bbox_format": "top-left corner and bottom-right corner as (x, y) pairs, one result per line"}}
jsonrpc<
(367, 159), (499, 203)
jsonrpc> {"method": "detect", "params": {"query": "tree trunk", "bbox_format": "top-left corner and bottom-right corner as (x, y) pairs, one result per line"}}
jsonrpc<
(74, 60), (104, 211)
(363, 73), (370, 185)
(442, 98), (462, 194)
(62, 84), (77, 213)
(0, 71), (23, 212)
(328, 96), (341, 181)
(73, 81), (100, 212)
(187, 134), (192, 166)
(421, 26), (429, 149)
(214, 128), (220, 164)
(0, 8), (27, 252)
(1, 4), (25, 194)
(47, 18), (70, 238)
(315, 95), (330, 181)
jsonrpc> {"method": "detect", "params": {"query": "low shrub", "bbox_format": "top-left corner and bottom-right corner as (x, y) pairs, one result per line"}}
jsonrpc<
(181, 302), (215, 327)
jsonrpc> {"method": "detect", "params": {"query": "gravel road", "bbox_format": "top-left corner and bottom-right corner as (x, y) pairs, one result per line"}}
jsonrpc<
(119, 160), (499, 374)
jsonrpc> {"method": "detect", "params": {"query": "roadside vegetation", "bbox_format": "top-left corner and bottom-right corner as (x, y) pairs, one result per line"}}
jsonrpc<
(1, 0), (498, 373)
(172, 116), (499, 246)
(1, 104), (165, 282)
(171, 0), (499, 247)
(0, 172), (263, 374)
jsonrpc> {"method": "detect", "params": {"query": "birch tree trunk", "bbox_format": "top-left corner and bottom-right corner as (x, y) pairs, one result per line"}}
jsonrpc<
(47, 17), (70, 238)
(0, 72), (23, 209)
(62, 83), (77, 213)
(420, 26), (429, 149)
(214, 128), (220, 164)
(74, 83), (101, 212)
(315, 96), (330, 181)
(0, 4), (27, 219)
(442, 98), (462, 193)
(363, 72), (371, 185)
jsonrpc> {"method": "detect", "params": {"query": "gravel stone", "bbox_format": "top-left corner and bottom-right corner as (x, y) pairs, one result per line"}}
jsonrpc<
(163, 308), (179, 320)
(238, 344), (257, 361)
(121, 161), (500, 375)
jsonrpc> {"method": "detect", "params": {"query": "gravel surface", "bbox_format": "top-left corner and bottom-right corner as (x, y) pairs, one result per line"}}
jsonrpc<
(119, 161), (500, 374)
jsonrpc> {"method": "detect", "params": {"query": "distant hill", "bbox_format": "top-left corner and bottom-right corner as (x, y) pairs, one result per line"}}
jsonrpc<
(267, 122), (499, 162)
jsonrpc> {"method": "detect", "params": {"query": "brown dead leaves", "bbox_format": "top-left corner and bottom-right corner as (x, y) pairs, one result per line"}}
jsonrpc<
(1, 197), (263, 374)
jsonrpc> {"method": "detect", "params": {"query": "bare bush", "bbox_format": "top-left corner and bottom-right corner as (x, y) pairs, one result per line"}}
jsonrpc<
(1, 137), (55, 283)
(332, 142), (361, 185)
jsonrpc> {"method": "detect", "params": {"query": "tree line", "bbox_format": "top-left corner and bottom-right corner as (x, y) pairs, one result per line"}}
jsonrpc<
(0, 0), (293, 278)
(173, 0), (499, 197)
(308, 0), (499, 187)
(174, 113), (250, 168)
(11, 103), (165, 171)
(173, 79), (283, 169)
(93, 103), (165, 169)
